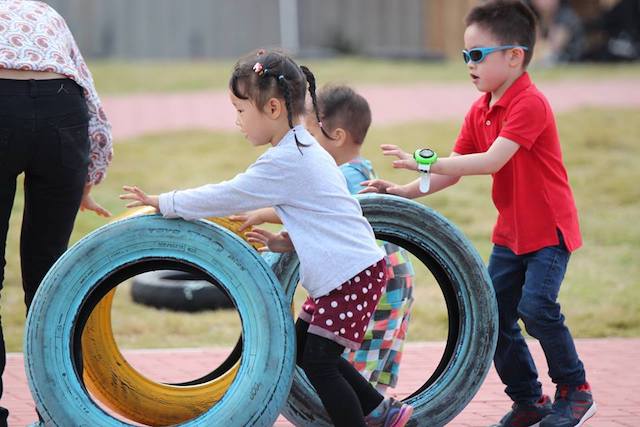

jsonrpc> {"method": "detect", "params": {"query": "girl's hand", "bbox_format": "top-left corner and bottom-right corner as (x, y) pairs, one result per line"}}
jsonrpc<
(359, 179), (411, 198)
(80, 183), (112, 217)
(381, 144), (419, 171)
(245, 228), (294, 253)
(230, 210), (266, 232)
(119, 185), (160, 210)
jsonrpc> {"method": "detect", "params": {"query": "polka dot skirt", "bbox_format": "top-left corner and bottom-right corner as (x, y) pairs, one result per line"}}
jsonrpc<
(299, 258), (388, 350)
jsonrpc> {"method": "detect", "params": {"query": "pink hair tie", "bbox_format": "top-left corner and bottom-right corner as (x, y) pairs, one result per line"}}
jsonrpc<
(253, 62), (266, 76)
(318, 121), (323, 128)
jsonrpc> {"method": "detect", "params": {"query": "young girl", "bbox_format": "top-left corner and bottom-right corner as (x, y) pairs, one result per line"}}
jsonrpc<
(232, 84), (416, 394)
(120, 49), (412, 427)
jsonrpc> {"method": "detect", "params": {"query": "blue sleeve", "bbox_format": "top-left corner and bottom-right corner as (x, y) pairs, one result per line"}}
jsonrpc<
(340, 164), (369, 195)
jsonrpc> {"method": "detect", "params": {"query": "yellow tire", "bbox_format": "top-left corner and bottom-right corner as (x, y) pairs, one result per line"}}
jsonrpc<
(82, 290), (238, 425)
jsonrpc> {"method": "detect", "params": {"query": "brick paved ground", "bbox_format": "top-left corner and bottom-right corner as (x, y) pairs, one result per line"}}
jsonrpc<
(101, 79), (640, 140)
(4, 338), (639, 426)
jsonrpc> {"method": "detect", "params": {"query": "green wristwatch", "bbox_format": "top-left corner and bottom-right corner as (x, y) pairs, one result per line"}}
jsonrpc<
(413, 148), (438, 193)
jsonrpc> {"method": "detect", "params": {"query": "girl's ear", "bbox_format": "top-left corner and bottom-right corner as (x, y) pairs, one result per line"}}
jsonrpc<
(265, 97), (284, 119)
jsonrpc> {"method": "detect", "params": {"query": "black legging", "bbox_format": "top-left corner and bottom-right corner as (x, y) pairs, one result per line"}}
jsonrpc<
(296, 319), (384, 427)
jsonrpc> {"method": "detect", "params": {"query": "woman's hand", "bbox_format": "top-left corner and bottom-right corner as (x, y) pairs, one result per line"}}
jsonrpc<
(80, 183), (112, 217)
(119, 185), (160, 210)
(245, 228), (294, 253)
(381, 144), (419, 171)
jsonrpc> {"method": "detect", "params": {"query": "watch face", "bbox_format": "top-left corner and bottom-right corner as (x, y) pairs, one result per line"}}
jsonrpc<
(419, 149), (434, 159)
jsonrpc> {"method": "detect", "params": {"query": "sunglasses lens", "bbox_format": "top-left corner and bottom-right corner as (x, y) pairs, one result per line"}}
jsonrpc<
(462, 51), (470, 63)
(469, 49), (484, 62)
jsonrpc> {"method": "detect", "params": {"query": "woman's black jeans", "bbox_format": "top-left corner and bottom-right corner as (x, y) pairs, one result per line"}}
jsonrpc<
(0, 78), (90, 425)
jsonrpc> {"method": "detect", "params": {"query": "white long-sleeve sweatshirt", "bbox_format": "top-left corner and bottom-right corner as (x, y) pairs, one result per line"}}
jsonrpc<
(159, 125), (384, 298)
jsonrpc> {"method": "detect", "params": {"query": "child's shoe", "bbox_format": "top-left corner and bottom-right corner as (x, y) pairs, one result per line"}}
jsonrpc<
(540, 383), (596, 427)
(490, 394), (552, 427)
(365, 397), (413, 427)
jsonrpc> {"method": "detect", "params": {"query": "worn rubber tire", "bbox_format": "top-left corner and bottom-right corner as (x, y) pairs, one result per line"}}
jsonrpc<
(279, 194), (498, 427)
(24, 214), (295, 427)
(78, 208), (250, 424)
(130, 270), (235, 312)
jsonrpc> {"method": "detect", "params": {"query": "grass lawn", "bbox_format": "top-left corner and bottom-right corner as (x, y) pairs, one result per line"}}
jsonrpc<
(89, 58), (640, 95)
(2, 106), (638, 351)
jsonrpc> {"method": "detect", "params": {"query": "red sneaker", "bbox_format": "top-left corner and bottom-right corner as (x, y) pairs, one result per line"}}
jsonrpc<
(490, 395), (553, 427)
(540, 383), (596, 427)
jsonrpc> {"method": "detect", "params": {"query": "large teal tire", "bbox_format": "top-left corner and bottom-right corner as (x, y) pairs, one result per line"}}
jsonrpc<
(24, 214), (295, 427)
(280, 194), (498, 427)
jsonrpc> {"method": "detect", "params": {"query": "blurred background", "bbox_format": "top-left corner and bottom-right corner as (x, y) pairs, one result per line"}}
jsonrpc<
(45, 0), (640, 63)
(2, 0), (639, 354)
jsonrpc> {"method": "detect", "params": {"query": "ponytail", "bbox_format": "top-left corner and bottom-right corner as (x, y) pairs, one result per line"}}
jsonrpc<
(300, 65), (333, 141)
(277, 74), (305, 150)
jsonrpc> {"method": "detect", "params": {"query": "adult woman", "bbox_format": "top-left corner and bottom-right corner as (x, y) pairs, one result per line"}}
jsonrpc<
(0, 2), (112, 425)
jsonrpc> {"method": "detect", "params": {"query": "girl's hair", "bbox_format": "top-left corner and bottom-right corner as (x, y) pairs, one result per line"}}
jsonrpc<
(229, 49), (321, 149)
(465, 0), (537, 67)
(315, 85), (372, 145)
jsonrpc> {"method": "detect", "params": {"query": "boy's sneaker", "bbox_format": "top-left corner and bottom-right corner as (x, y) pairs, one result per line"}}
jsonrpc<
(490, 394), (553, 427)
(540, 383), (596, 427)
(365, 397), (413, 427)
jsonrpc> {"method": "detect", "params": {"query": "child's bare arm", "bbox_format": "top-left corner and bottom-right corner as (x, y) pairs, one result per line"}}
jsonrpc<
(360, 174), (459, 199)
(388, 138), (520, 176)
(361, 146), (463, 198)
(245, 228), (294, 253)
(230, 207), (281, 231)
(120, 186), (159, 210)
(404, 174), (460, 197)
(431, 138), (519, 175)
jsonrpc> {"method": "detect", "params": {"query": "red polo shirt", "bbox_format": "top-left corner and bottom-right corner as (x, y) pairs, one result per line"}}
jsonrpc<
(453, 72), (581, 254)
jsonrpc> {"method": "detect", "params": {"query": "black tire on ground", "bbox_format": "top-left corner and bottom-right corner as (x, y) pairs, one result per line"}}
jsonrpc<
(130, 270), (234, 312)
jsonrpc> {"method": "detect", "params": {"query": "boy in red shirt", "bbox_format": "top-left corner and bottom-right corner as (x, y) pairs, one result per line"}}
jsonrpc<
(361, 1), (595, 426)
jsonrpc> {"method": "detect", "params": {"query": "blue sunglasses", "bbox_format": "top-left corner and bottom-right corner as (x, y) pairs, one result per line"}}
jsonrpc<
(462, 45), (529, 64)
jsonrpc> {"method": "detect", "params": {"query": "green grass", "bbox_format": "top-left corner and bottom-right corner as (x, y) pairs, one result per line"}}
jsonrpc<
(89, 58), (640, 95)
(2, 108), (639, 351)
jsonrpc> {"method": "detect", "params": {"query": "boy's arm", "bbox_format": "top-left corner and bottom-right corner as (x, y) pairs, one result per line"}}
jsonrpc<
(400, 173), (461, 198)
(360, 153), (461, 199)
(388, 138), (520, 176)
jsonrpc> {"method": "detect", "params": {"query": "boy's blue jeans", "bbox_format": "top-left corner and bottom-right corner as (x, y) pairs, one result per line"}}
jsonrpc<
(488, 234), (586, 404)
